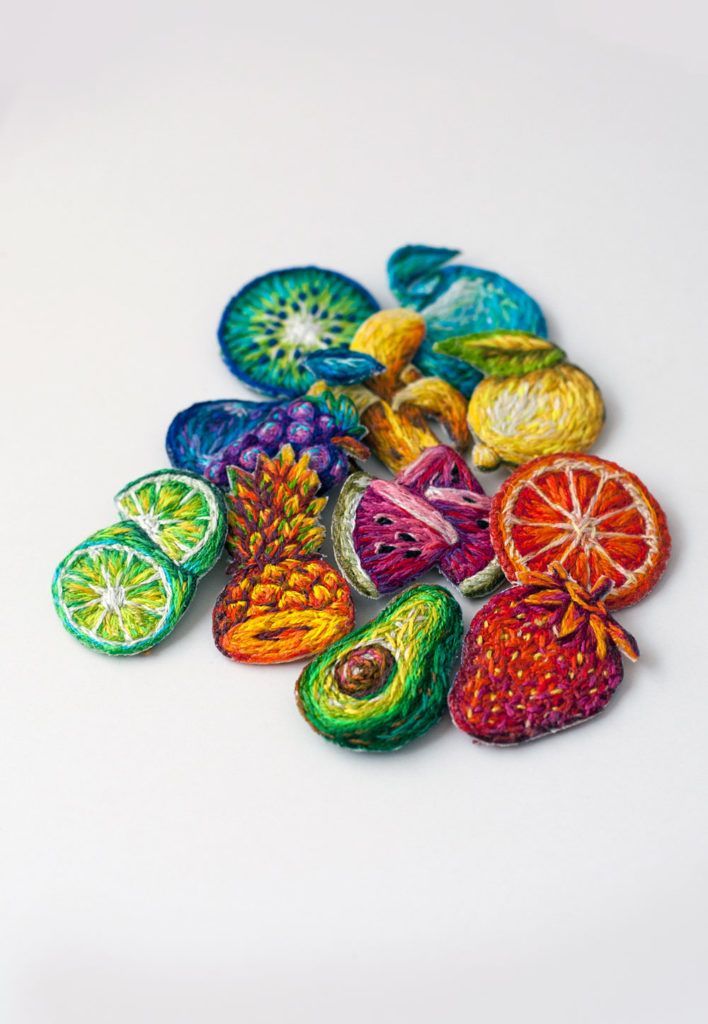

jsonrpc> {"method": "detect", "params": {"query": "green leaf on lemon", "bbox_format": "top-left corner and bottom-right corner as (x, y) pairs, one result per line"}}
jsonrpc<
(433, 331), (566, 378)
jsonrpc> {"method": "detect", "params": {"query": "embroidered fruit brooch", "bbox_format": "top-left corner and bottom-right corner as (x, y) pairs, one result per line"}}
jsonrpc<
(434, 332), (604, 470)
(332, 445), (503, 599)
(167, 389), (369, 493)
(212, 446), (354, 664)
(52, 470), (226, 654)
(52, 247), (672, 757)
(448, 563), (639, 745)
(296, 585), (462, 751)
(489, 453), (671, 608)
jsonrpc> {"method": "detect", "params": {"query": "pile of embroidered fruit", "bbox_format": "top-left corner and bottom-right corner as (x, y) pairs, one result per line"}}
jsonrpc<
(52, 246), (671, 751)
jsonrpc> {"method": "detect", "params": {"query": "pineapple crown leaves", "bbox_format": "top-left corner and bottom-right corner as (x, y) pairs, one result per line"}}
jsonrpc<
(224, 446), (327, 567)
(518, 562), (639, 662)
(432, 330), (566, 378)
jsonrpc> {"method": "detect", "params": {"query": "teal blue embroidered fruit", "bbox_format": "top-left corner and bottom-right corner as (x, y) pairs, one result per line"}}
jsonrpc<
(218, 266), (379, 397)
(387, 244), (547, 396)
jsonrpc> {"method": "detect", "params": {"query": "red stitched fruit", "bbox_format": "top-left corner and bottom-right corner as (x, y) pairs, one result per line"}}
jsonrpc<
(333, 445), (503, 600)
(490, 453), (671, 609)
(423, 485), (502, 597)
(448, 563), (639, 744)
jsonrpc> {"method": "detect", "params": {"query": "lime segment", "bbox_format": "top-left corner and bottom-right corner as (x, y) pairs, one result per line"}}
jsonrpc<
(55, 538), (177, 654)
(115, 469), (226, 577)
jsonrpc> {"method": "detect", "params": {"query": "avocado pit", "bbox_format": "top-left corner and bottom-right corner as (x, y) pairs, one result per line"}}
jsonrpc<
(334, 643), (395, 698)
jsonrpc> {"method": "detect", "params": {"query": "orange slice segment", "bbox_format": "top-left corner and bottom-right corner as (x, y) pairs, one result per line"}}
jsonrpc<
(490, 453), (670, 608)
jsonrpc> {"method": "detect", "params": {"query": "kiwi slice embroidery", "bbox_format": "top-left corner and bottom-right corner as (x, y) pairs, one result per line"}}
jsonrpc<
(217, 266), (379, 397)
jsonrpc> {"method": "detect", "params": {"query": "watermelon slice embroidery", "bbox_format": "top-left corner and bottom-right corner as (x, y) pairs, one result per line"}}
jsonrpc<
(332, 446), (503, 599)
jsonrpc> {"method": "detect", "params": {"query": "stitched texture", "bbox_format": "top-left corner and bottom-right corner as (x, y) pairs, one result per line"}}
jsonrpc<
(388, 244), (547, 395)
(212, 445), (354, 664)
(448, 563), (639, 745)
(332, 446), (503, 600)
(52, 470), (226, 655)
(322, 309), (470, 475)
(167, 390), (368, 493)
(433, 333), (604, 470)
(218, 266), (379, 397)
(296, 585), (463, 751)
(490, 453), (671, 609)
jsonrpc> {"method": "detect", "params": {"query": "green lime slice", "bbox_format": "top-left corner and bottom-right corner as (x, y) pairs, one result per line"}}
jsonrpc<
(115, 469), (226, 577)
(52, 522), (194, 655)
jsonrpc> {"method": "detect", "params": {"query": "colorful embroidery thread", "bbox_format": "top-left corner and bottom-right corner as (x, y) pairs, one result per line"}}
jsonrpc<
(212, 446), (354, 664)
(332, 445), (502, 599)
(218, 266), (378, 397)
(433, 332), (605, 469)
(296, 585), (463, 751)
(323, 309), (470, 475)
(52, 470), (226, 654)
(167, 389), (368, 492)
(388, 244), (547, 395)
(448, 563), (639, 744)
(490, 453), (671, 609)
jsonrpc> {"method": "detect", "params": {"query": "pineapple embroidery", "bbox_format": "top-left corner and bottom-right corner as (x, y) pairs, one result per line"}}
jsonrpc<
(448, 563), (639, 744)
(213, 446), (355, 664)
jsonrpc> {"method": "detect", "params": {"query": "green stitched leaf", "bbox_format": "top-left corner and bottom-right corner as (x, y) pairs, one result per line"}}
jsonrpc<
(433, 330), (566, 378)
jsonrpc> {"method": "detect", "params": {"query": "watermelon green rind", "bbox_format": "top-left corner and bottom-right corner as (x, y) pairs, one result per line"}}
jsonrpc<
(456, 557), (505, 598)
(331, 472), (380, 599)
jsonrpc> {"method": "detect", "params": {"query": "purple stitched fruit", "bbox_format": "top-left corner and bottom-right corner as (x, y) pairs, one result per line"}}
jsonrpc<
(254, 419), (285, 446)
(332, 473), (459, 598)
(333, 444), (503, 600)
(167, 390), (368, 493)
(397, 444), (481, 496)
(424, 486), (503, 597)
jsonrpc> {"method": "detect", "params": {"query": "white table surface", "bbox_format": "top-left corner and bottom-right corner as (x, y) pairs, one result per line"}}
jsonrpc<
(2, 2), (707, 1021)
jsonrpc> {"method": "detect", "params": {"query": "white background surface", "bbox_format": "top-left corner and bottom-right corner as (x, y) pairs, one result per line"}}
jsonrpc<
(2, 2), (707, 1022)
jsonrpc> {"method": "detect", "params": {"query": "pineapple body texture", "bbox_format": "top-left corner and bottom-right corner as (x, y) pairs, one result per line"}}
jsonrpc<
(213, 446), (354, 664)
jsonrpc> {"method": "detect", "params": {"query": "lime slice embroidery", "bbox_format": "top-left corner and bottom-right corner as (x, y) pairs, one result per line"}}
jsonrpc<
(115, 471), (224, 577)
(56, 543), (173, 651)
(54, 471), (225, 655)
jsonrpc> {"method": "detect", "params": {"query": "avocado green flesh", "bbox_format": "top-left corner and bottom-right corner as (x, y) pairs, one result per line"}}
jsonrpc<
(296, 585), (463, 751)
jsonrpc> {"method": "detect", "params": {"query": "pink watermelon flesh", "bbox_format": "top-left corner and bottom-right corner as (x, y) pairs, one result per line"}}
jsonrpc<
(423, 486), (495, 587)
(396, 445), (482, 497)
(353, 479), (458, 594)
